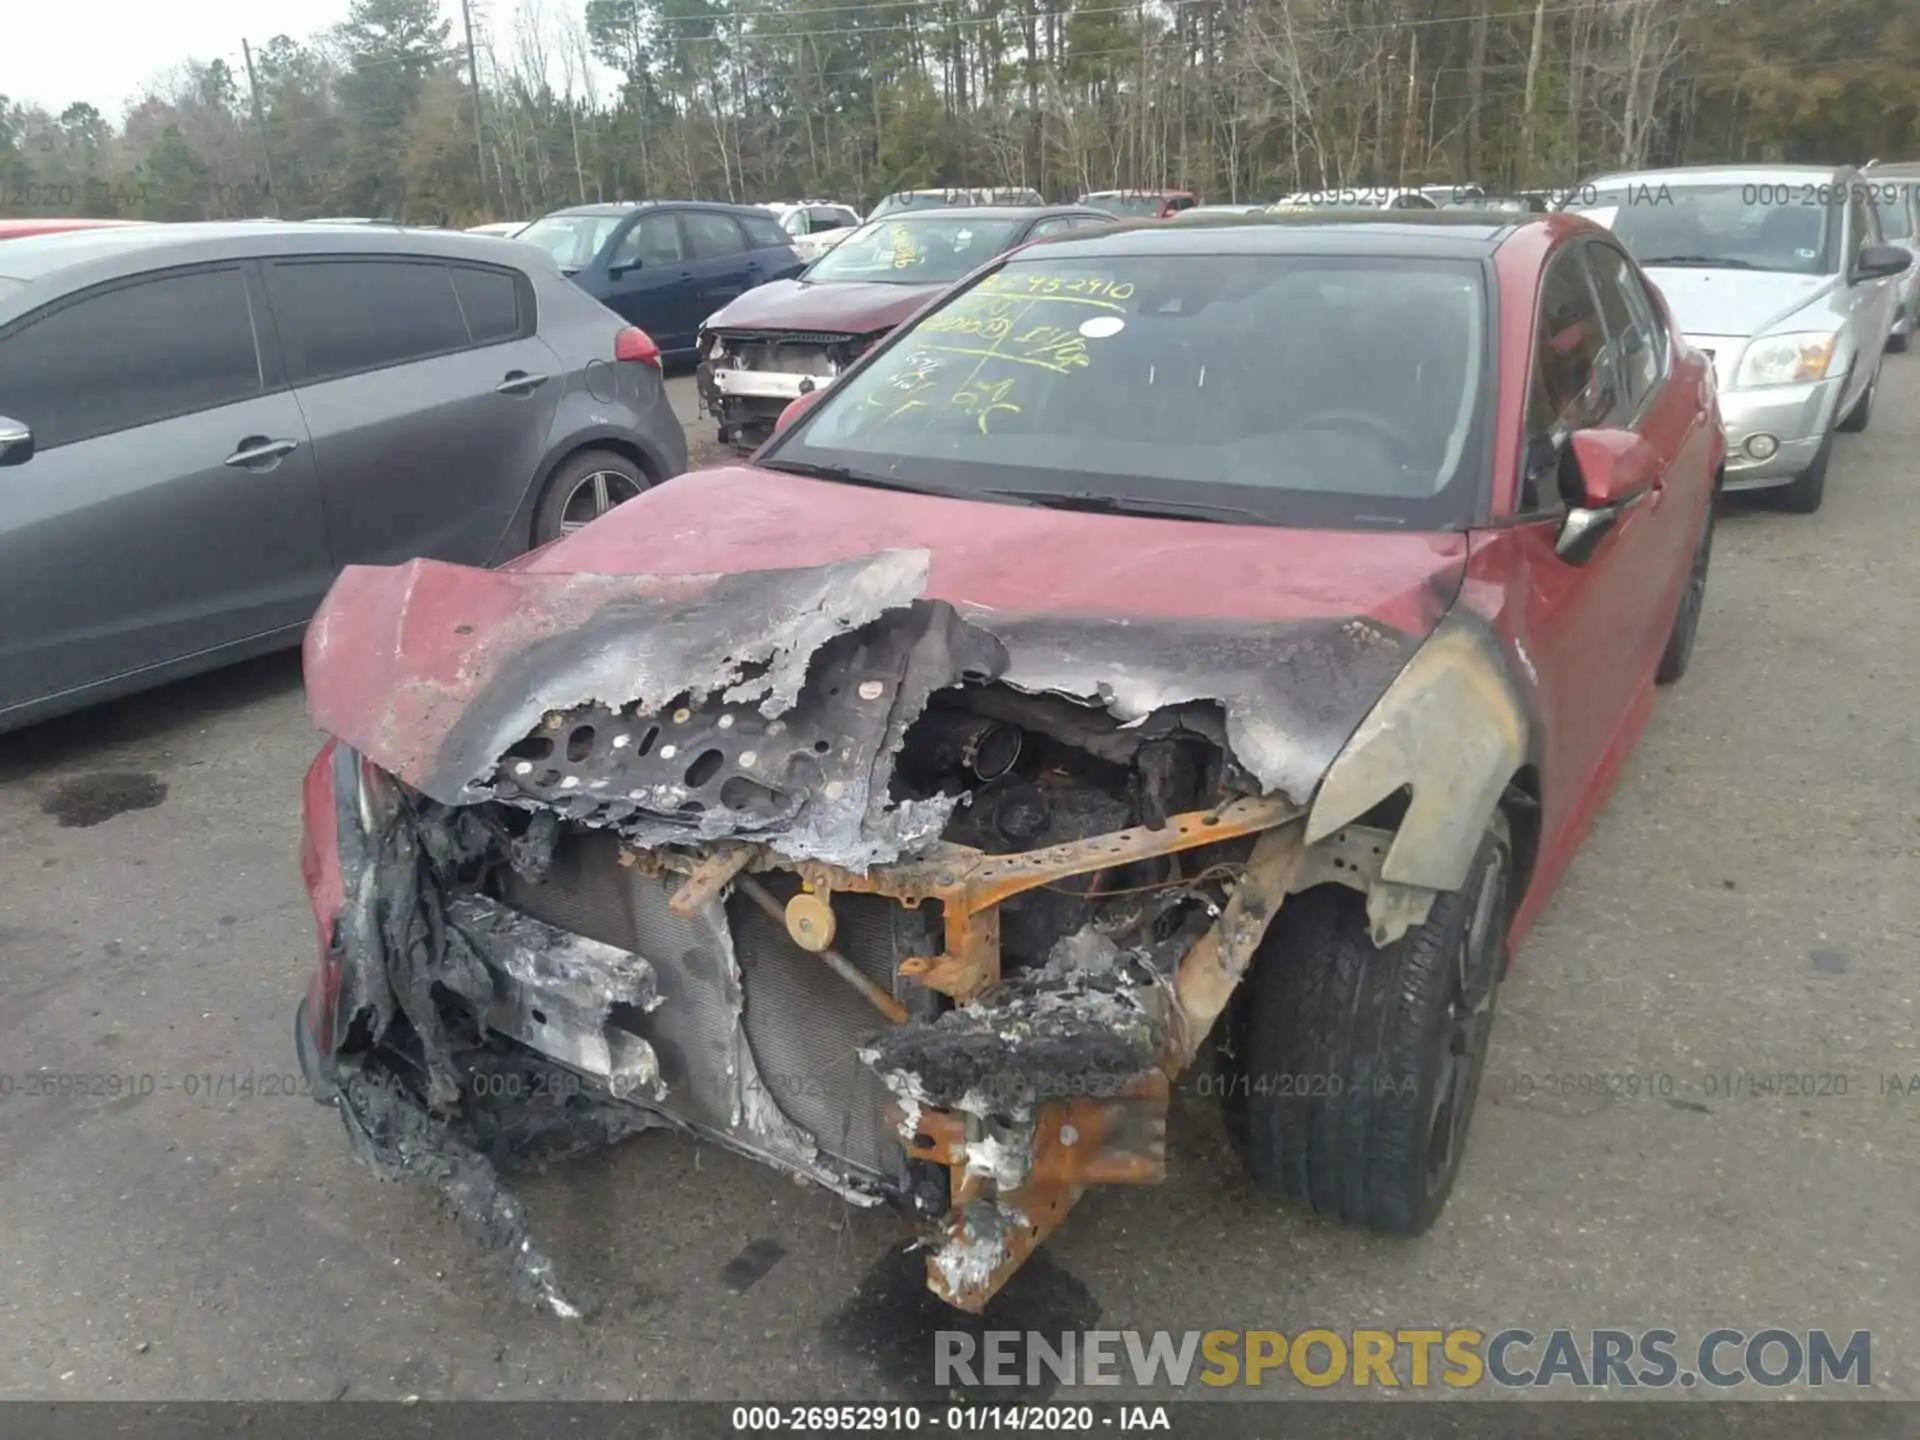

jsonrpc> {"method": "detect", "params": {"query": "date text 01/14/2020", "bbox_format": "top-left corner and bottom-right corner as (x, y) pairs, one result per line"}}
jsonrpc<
(728, 1405), (1171, 1432)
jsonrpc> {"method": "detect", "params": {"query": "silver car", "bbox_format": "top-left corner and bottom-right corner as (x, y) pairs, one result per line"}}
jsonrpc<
(0, 221), (687, 733)
(1565, 164), (1911, 512)
(1861, 161), (1920, 351)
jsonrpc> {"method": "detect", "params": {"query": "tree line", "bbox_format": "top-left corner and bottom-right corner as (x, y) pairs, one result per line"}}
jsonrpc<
(1, 0), (1915, 228)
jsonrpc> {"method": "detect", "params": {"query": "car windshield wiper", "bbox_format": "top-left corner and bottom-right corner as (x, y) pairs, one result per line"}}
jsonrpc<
(758, 457), (990, 503)
(983, 488), (1266, 523)
(1637, 254), (1761, 269)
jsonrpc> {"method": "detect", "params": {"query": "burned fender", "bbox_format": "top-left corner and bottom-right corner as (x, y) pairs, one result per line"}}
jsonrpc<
(1303, 611), (1531, 944)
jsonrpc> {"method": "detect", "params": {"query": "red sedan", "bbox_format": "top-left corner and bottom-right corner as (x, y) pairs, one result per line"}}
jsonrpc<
(292, 210), (1722, 1317)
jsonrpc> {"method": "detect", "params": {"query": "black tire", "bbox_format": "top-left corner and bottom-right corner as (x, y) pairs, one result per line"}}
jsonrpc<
(1837, 362), (1876, 433)
(1772, 425), (1833, 514)
(1234, 816), (1513, 1236)
(1655, 496), (1715, 685)
(531, 449), (652, 547)
(1890, 327), (1912, 355)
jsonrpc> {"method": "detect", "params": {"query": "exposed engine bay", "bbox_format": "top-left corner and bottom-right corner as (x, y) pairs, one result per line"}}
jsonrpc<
(301, 547), (1525, 1317)
(696, 328), (875, 451)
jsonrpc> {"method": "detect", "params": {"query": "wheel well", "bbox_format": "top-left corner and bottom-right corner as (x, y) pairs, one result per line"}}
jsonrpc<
(530, 438), (662, 549)
(1499, 764), (1543, 918)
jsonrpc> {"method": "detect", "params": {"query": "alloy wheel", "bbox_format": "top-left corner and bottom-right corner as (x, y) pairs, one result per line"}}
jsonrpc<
(1423, 847), (1509, 1195)
(558, 469), (645, 535)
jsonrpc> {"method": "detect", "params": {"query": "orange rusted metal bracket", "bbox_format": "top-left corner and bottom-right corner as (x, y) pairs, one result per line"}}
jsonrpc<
(775, 794), (1301, 1004)
(1167, 819), (1308, 1072)
(904, 1070), (1171, 1312)
(666, 843), (756, 917)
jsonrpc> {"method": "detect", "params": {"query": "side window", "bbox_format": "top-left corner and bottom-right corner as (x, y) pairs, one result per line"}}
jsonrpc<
(741, 213), (791, 249)
(610, 214), (686, 268)
(809, 207), (851, 233)
(449, 264), (525, 345)
(1169, 196), (1195, 212)
(0, 266), (262, 450)
(1584, 244), (1662, 413)
(1026, 218), (1076, 240)
(1521, 251), (1612, 514)
(267, 259), (469, 382)
(682, 212), (749, 260)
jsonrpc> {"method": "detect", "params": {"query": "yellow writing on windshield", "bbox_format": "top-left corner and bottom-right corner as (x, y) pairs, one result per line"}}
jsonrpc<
(889, 222), (920, 270)
(979, 271), (1135, 302)
(851, 276), (1134, 434)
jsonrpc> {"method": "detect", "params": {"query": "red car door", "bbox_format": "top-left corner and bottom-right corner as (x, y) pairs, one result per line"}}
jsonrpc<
(1491, 240), (1699, 878)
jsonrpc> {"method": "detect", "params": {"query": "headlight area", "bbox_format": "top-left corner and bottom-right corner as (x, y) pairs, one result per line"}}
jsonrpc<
(1731, 331), (1838, 389)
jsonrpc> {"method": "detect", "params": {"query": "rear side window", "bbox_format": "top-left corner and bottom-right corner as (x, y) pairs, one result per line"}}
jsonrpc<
(0, 265), (261, 450)
(682, 212), (748, 259)
(742, 213), (791, 249)
(267, 259), (471, 382)
(450, 264), (523, 344)
(611, 214), (685, 267)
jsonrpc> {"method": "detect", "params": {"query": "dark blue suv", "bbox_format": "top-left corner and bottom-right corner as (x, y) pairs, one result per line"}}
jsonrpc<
(516, 201), (805, 358)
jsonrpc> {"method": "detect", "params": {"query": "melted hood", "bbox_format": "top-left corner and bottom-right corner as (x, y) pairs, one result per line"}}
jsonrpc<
(305, 467), (1468, 859)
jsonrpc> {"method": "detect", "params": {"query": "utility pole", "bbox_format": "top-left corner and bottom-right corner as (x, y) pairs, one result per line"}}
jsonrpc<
(240, 39), (282, 218)
(460, 0), (490, 213)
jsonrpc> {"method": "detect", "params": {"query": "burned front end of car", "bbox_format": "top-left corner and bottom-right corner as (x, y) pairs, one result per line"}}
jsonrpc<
(295, 547), (1515, 1315)
(696, 328), (877, 451)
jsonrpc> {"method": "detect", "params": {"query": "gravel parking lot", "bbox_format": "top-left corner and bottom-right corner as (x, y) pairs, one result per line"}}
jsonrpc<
(2, 361), (1916, 1402)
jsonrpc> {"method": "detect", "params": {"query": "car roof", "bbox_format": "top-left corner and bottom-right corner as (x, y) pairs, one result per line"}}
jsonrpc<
(873, 205), (1092, 221)
(1018, 210), (1522, 259)
(0, 219), (550, 286)
(1581, 162), (1858, 187)
(1863, 160), (1920, 181)
(540, 200), (774, 218)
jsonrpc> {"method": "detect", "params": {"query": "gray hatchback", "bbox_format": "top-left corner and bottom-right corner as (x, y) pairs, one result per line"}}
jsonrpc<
(0, 221), (687, 734)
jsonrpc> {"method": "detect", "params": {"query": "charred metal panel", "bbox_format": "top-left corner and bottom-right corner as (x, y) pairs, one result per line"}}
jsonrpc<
(1305, 609), (1533, 938)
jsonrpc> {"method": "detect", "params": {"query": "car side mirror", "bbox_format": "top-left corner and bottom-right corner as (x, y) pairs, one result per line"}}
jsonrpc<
(772, 387), (827, 439)
(607, 258), (641, 279)
(1854, 243), (1913, 282)
(0, 416), (34, 468)
(1554, 428), (1660, 565)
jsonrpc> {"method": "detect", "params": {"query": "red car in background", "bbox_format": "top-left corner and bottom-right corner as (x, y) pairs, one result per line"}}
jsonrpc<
(695, 203), (1117, 451)
(0, 218), (149, 241)
(292, 209), (1721, 1319)
(1077, 188), (1202, 218)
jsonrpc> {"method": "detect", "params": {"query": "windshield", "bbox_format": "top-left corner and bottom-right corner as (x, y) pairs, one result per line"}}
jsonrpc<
(1875, 188), (1914, 240)
(766, 251), (1489, 529)
(869, 194), (959, 219)
(1567, 183), (1836, 274)
(1085, 195), (1165, 218)
(517, 213), (625, 270)
(803, 215), (1024, 285)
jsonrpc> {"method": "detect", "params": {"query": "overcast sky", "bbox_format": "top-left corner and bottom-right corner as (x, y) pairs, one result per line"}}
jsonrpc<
(0, 0), (589, 125)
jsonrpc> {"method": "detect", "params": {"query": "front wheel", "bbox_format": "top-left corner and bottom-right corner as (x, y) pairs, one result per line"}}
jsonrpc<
(1232, 816), (1513, 1236)
(1655, 497), (1715, 685)
(1837, 361), (1877, 433)
(1773, 425), (1833, 514)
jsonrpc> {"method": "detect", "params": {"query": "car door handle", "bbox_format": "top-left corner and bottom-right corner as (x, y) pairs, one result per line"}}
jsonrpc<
(224, 437), (300, 468)
(495, 371), (551, 396)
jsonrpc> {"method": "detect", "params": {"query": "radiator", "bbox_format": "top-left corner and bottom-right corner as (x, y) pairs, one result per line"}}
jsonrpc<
(497, 831), (911, 1181)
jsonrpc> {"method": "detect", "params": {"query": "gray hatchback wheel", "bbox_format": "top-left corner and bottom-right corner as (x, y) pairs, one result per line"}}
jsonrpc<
(559, 468), (644, 534)
(531, 449), (651, 546)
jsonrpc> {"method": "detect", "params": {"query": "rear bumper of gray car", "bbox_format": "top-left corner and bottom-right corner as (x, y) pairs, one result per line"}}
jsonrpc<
(1715, 375), (1846, 490)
